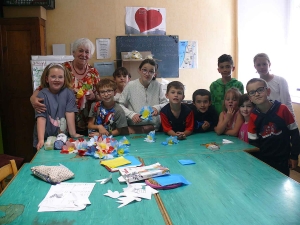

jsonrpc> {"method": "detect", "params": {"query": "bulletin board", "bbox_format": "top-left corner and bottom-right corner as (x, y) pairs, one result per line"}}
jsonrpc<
(116, 35), (179, 78)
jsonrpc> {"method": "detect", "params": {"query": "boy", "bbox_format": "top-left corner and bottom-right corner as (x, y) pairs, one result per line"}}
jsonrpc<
(160, 81), (194, 139)
(113, 67), (131, 102)
(88, 78), (128, 136)
(210, 54), (244, 114)
(247, 78), (300, 176)
(188, 89), (219, 133)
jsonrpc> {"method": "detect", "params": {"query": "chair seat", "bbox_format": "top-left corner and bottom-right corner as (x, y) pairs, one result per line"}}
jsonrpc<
(0, 154), (24, 169)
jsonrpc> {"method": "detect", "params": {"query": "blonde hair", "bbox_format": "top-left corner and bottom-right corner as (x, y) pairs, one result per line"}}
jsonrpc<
(40, 63), (72, 89)
(222, 87), (242, 112)
(253, 53), (270, 64)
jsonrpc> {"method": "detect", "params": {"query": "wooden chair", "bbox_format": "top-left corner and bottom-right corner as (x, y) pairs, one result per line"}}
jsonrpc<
(0, 159), (18, 193)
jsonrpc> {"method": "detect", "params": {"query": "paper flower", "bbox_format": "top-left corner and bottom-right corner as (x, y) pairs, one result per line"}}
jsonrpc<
(140, 106), (154, 121)
(144, 131), (156, 143)
(119, 136), (131, 146)
(161, 136), (179, 145)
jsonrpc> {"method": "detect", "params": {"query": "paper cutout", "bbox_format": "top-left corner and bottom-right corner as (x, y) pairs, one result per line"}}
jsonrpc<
(153, 174), (191, 186)
(178, 159), (195, 165)
(101, 156), (131, 168)
(223, 139), (234, 144)
(144, 130), (156, 143)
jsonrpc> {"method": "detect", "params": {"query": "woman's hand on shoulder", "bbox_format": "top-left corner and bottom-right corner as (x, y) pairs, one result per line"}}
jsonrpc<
(30, 96), (46, 113)
(86, 91), (96, 101)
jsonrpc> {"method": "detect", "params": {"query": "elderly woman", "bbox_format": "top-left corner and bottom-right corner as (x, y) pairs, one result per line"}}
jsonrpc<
(30, 38), (101, 135)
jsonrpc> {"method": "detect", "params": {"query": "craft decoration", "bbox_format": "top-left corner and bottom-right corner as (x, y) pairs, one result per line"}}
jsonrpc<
(202, 142), (220, 151)
(131, 50), (142, 59)
(31, 164), (74, 184)
(76, 84), (92, 110)
(118, 136), (131, 146)
(161, 136), (179, 146)
(44, 136), (56, 150)
(144, 130), (156, 143)
(60, 141), (76, 154)
(54, 133), (68, 150)
(139, 106), (154, 121)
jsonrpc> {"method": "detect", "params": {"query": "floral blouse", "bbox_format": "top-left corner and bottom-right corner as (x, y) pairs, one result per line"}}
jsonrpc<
(63, 61), (100, 132)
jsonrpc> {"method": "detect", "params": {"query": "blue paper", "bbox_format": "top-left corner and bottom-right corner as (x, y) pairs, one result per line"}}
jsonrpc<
(178, 159), (195, 165)
(153, 174), (191, 186)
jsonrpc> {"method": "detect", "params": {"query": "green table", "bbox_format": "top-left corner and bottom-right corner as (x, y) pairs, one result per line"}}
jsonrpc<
(143, 152), (300, 225)
(31, 132), (257, 164)
(0, 160), (165, 225)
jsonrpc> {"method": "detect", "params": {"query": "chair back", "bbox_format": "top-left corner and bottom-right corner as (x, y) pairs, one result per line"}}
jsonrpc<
(0, 159), (18, 193)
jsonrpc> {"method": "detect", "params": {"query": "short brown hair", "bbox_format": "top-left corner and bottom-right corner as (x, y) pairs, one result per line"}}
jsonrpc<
(246, 78), (268, 93)
(166, 81), (185, 94)
(96, 78), (117, 91)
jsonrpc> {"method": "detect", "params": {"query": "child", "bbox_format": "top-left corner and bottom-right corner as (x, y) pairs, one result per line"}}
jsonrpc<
(246, 78), (300, 176)
(238, 94), (254, 142)
(253, 53), (294, 116)
(210, 54), (244, 114)
(188, 89), (219, 133)
(118, 59), (168, 132)
(214, 87), (244, 136)
(160, 81), (194, 139)
(113, 67), (131, 102)
(88, 78), (128, 136)
(33, 63), (82, 151)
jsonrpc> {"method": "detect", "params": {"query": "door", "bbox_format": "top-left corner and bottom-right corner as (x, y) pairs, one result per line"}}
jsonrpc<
(0, 17), (46, 162)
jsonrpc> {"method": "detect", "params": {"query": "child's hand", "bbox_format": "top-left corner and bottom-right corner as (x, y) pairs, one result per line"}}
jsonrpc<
(202, 121), (210, 131)
(36, 140), (44, 151)
(132, 114), (142, 123)
(152, 107), (158, 116)
(89, 132), (99, 137)
(71, 133), (83, 138)
(98, 125), (109, 136)
(176, 132), (186, 140)
(225, 107), (235, 121)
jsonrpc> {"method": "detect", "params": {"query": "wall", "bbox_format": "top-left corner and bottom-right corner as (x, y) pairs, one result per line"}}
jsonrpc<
(44, 0), (237, 99)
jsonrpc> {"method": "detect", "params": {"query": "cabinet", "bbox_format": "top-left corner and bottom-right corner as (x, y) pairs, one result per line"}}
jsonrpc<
(0, 17), (46, 162)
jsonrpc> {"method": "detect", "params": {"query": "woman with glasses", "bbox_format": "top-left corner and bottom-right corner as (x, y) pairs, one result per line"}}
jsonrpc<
(30, 38), (101, 135)
(118, 59), (168, 133)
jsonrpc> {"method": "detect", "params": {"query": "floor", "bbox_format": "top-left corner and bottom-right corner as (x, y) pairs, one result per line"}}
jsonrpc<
(290, 166), (300, 183)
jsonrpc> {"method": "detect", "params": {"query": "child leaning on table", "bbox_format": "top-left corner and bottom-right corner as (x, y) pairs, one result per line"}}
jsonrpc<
(214, 87), (244, 136)
(246, 78), (300, 176)
(160, 81), (194, 140)
(238, 94), (254, 143)
(188, 89), (219, 133)
(88, 78), (128, 137)
(33, 63), (82, 151)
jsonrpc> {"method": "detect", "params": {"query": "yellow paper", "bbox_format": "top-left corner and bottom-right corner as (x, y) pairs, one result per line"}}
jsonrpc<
(101, 156), (131, 168)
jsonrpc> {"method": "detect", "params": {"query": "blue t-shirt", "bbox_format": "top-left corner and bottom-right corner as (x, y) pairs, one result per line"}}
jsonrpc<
(33, 88), (78, 147)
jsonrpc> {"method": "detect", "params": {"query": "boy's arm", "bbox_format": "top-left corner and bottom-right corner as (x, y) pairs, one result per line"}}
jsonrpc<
(160, 111), (173, 134)
(248, 114), (260, 147)
(184, 111), (194, 136)
(224, 113), (244, 136)
(36, 117), (46, 150)
(65, 112), (82, 138)
(87, 117), (109, 135)
(112, 105), (128, 136)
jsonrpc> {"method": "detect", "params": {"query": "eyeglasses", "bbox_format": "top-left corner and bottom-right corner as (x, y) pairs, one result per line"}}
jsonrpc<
(48, 75), (64, 81)
(99, 90), (114, 95)
(248, 87), (267, 97)
(141, 68), (155, 76)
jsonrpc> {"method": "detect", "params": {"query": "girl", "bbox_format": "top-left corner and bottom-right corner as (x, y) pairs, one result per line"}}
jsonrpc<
(238, 94), (254, 142)
(113, 67), (131, 102)
(118, 59), (168, 133)
(33, 63), (82, 151)
(253, 53), (294, 116)
(214, 87), (243, 136)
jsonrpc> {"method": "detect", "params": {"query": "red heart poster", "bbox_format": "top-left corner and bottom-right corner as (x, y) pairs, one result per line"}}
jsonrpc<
(126, 7), (166, 35)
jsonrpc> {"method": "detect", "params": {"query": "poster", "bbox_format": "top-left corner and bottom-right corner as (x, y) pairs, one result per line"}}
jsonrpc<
(179, 41), (198, 69)
(96, 38), (111, 59)
(125, 7), (166, 35)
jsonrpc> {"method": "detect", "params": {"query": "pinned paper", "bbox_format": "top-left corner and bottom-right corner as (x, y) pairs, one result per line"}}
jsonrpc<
(178, 159), (195, 165)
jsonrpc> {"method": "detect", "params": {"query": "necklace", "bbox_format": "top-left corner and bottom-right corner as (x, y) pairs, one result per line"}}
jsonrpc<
(72, 61), (87, 75)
